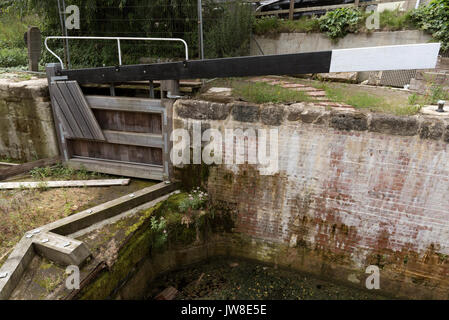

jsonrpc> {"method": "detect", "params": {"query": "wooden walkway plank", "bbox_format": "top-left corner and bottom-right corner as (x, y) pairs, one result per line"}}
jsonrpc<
(0, 179), (130, 190)
(51, 83), (84, 138)
(53, 98), (76, 138)
(55, 82), (93, 139)
(66, 81), (106, 141)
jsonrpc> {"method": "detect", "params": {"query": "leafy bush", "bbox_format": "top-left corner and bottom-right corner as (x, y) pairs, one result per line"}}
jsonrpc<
(0, 48), (28, 67)
(319, 8), (363, 39)
(411, 0), (449, 51)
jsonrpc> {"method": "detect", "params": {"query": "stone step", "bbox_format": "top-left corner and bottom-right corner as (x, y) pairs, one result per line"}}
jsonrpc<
(306, 91), (327, 97)
(292, 87), (318, 92)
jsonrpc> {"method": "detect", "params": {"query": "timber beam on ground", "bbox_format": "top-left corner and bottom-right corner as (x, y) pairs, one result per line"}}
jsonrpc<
(0, 156), (61, 181)
(0, 182), (178, 300)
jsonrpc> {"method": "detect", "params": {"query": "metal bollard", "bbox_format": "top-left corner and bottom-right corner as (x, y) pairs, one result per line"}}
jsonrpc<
(437, 100), (446, 113)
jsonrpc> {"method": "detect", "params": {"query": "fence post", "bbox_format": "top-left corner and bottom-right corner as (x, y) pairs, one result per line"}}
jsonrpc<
(289, 0), (295, 20)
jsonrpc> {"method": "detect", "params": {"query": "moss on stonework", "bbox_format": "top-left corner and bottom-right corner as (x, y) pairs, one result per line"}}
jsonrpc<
(174, 164), (211, 191)
(77, 192), (236, 300)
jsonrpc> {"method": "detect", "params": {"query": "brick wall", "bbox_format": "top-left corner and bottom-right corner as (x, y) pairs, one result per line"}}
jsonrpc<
(174, 100), (449, 298)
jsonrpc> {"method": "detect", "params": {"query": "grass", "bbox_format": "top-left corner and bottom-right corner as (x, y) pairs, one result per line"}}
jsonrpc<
(204, 78), (311, 104)
(315, 82), (422, 116)
(234, 81), (311, 104)
(29, 164), (106, 181)
(319, 84), (421, 115)
(379, 9), (415, 31)
(202, 77), (429, 116)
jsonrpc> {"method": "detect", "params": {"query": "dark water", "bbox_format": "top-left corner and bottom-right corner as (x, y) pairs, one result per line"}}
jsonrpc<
(145, 258), (388, 300)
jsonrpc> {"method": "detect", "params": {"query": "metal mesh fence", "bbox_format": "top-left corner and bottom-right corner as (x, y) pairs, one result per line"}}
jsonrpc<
(44, 1), (254, 69)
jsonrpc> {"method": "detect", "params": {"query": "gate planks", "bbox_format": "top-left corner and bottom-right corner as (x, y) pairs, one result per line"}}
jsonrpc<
(51, 81), (105, 141)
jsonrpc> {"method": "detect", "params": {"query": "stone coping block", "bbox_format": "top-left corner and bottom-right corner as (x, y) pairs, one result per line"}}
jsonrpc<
(0, 78), (49, 100)
(174, 100), (449, 143)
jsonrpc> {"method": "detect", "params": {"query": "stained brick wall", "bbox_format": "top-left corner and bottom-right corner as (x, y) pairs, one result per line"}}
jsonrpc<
(173, 100), (449, 298)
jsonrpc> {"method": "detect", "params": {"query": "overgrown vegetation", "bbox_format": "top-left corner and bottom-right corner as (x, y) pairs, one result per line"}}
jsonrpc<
(211, 79), (311, 104)
(79, 191), (236, 300)
(253, 1), (448, 49)
(426, 84), (449, 104)
(316, 82), (422, 116)
(29, 164), (104, 181)
(1, 0), (253, 68)
(253, 15), (320, 36)
(411, 0), (449, 51)
(0, 10), (40, 68)
(253, 8), (415, 38)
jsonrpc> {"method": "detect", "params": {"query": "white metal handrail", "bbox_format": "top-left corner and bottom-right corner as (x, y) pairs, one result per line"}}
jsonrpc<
(45, 36), (189, 69)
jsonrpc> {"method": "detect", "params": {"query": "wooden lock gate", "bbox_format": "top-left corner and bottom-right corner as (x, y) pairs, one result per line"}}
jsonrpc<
(46, 63), (176, 181)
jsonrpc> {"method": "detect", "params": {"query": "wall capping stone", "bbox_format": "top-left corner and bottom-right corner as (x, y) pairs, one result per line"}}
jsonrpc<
(174, 99), (449, 144)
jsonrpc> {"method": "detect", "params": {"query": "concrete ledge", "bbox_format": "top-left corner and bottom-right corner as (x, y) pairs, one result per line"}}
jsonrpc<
(33, 232), (91, 267)
(0, 181), (178, 300)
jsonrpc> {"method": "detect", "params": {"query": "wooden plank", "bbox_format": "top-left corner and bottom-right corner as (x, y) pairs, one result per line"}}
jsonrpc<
(0, 156), (61, 181)
(289, 0), (295, 20)
(52, 90), (76, 138)
(103, 130), (164, 148)
(86, 95), (164, 113)
(56, 82), (93, 139)
(0, 179), (131, 190)
(0, 162), (19, 167)
(68, 158), (164, 181)
(59, 51), (333, 84)
(68, 140), (163, 165)
(92, 110), (162, 134)
(51, 83), (84, 138)
(66, 81), (106, 141)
